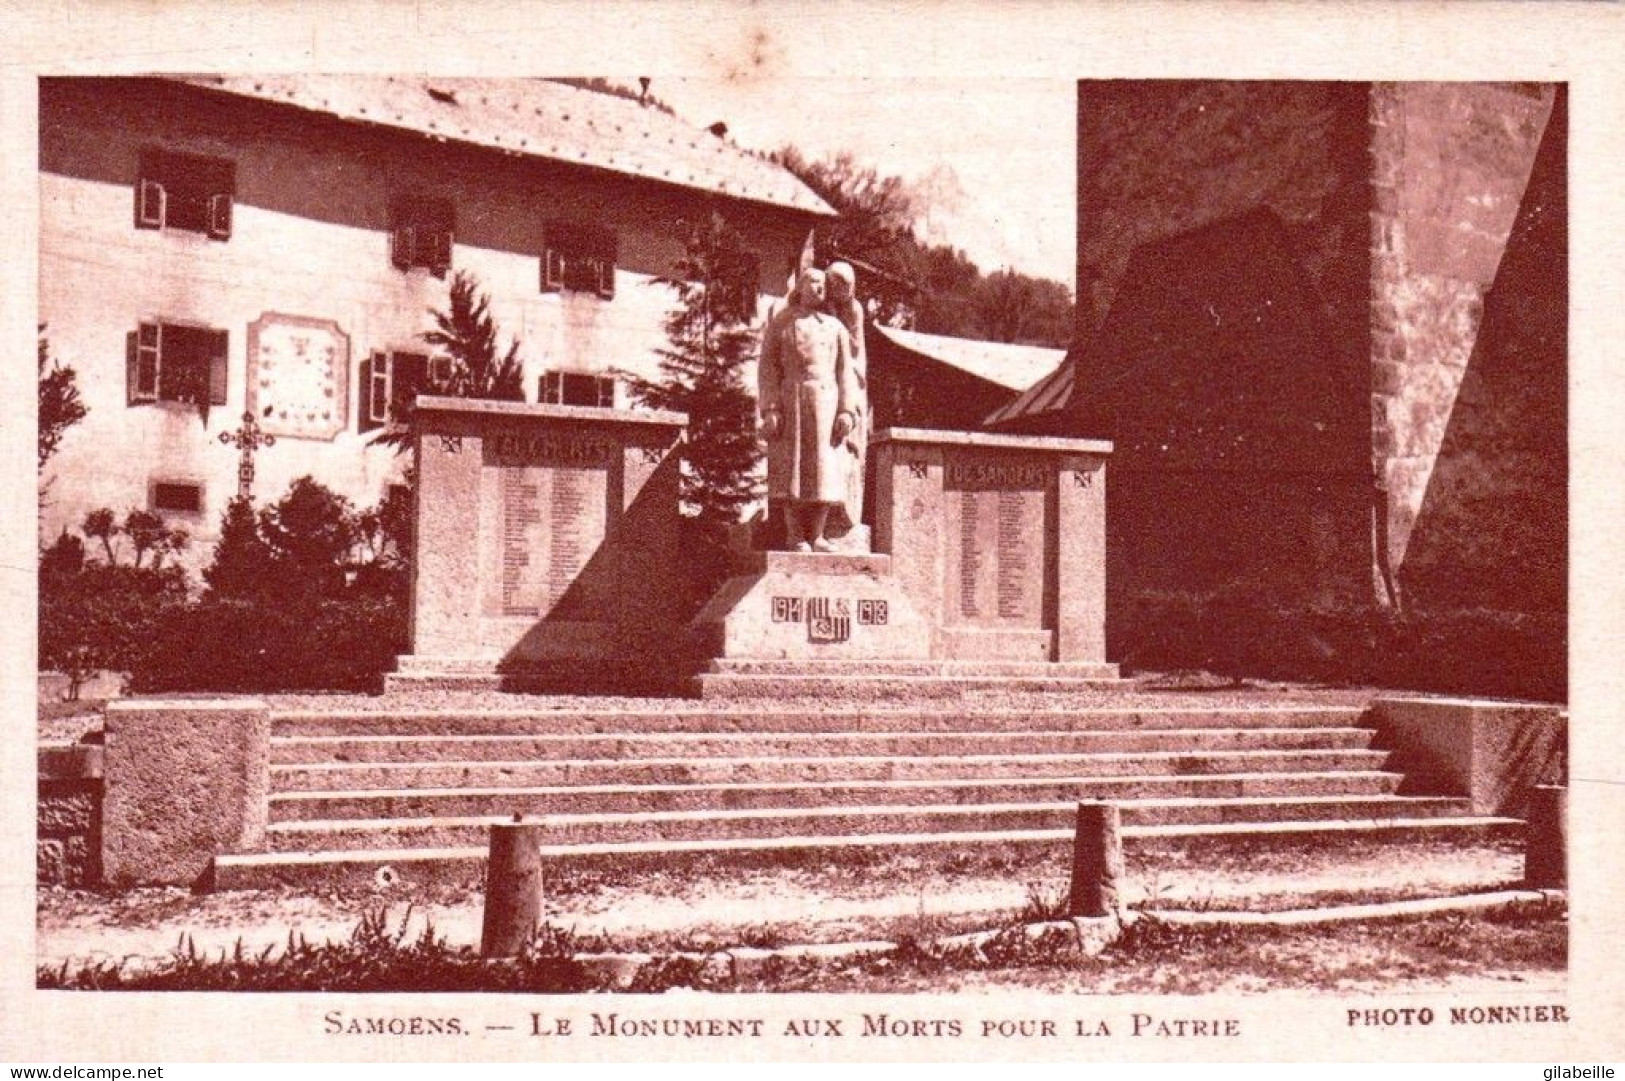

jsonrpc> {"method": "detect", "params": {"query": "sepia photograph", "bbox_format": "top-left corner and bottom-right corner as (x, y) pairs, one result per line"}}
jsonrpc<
(6, 0), (1622, 1066)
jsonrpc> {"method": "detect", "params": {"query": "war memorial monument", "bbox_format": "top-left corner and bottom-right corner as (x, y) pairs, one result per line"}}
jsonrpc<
(83, 260), (1562, 899)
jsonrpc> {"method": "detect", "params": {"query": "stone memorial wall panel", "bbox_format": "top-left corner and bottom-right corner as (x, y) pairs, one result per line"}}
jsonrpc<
(942, 454), (1048, 628)
(478, 431), (612, 619)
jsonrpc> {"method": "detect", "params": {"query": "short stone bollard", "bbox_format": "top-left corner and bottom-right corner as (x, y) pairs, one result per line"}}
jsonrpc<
(1068, 801), (1123, 918)
(1523, 784), (1567, 889)
(480, 816), (547, 958)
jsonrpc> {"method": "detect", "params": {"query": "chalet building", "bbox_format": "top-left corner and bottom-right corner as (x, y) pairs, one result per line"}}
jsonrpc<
(993, 81), (1566, 698)
(38, 75), (832, 567)
(864, 325), (1062, 434)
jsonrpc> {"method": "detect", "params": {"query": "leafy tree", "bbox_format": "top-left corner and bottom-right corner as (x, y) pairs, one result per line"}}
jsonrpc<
(260, 476), (358, 597)
(38, 325), (86, 471)
(81, 508), (118, 564)
(968, 269), (1075, 346)
(624, 212), (763, 525)
(774, 148), (1076, 347)
(40, 530), (84, 580)
(123, 510), (166, 569)
(775, 148), (921, 326)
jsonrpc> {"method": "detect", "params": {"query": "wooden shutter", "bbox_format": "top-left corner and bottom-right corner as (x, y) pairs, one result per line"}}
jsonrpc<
(207, 193), (233, 240)
(429, 354), (454, 391)
(128, 323), (160, 404)
(540, 246), (564, 293)
(594, 232), (618, 299)
(136, 179), (165, 229)
(126, 331), (140, 405)
(359, 352), (386, 433)
(390, 225), (415, 270)
(428, 228), (452, 278)
(206, 330), (229, 405)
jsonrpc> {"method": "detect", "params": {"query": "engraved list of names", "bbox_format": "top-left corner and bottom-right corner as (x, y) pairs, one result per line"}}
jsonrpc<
(944, 457), (1046, 627)
(480, 433), (610, 619)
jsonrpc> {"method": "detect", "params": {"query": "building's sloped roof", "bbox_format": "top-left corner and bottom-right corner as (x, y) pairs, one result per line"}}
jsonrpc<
(163, 75), (835, 217)
(873, 324), (1065, 393)
(983, 351), (1073, 427)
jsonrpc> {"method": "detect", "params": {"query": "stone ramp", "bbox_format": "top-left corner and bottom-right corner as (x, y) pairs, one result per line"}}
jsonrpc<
(209, 701), (1522, 890)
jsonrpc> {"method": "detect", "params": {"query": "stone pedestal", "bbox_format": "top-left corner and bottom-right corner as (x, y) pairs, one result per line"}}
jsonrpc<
(102, 699), (270, 888)
(873, 427), (1114, 664)
(690, 551), (931, 662)
(397, 397), (686, 689)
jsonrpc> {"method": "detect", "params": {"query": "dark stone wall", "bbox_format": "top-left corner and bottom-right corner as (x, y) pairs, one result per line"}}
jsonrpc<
(1070, 82), (1375, 665)
(1062, 80), (1566, 698)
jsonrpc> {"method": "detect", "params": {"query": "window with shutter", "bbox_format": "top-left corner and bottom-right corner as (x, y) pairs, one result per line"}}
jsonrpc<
(390, 197), (455, 275)
(391, 352), (430, 417)
(134, 149), (234, 239)
(136, 180), (165, 229)
(125, 321), (228, 410)
(539, 369), (617, 408)
(541, 248), (566, 293)
(208, 194), (232, 240)
(540, 221), (617, 299)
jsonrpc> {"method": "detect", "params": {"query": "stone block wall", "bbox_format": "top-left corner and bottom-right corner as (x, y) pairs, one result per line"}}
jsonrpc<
(1367, 83), (1558, 590)
(38, 744), (104, 887)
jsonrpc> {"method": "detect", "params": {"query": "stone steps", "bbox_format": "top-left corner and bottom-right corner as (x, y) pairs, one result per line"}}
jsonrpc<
(270, 726), (1375, 764)
(269, 747), (1393, 790)
(267, 770), (1405, 821)
(702, 659), (1120, 678)
(263, 794), (1475, 852)
(270, 706), (1365, 738)
(204, 701), (1522, 894)
(691, 673), (1124, 699)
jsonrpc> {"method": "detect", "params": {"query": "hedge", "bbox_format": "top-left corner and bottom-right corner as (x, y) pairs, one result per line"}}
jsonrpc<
(1117, 588), (1565, 702)
(129, 594), (408, 694)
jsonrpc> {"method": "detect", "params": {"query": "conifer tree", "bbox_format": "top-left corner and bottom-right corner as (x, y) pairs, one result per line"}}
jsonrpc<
(625, 212), (763, 525)
(203, 496), (275, 599)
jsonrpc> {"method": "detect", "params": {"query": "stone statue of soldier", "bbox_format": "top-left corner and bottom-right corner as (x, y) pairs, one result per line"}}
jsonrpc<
(759, 268), (860, 552)
(824, 261), (868, 537)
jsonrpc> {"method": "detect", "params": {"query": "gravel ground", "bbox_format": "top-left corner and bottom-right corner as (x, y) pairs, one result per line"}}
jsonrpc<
(37, 835), (1526, 970)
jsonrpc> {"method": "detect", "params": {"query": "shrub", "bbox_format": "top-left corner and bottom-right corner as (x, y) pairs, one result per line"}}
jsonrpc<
(259, 476), (358, 598)
(130, 594), (407, 694)
(38, 563), (190, 689)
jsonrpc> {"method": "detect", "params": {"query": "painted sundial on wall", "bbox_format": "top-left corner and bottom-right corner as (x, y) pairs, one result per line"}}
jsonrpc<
(246, 314), (351, 441)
